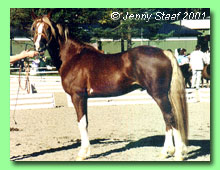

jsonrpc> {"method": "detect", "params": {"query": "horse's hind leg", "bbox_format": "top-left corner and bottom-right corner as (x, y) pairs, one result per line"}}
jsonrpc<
(152, 94), (176, 159)
(153, 93), (187, 160)
(71, 94), (90, 161)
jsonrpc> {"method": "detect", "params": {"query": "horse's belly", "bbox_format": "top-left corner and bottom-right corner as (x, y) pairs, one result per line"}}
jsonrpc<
(87, 81), (122, 97)
(87, 75), (136, 97)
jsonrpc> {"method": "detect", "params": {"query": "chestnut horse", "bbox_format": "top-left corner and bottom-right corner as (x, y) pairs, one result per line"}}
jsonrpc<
(31, 12), (188, 161)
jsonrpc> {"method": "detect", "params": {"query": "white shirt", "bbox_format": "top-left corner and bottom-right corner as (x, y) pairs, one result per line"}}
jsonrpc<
(203, 52), (210, 65)
(190, 50), (204, 70)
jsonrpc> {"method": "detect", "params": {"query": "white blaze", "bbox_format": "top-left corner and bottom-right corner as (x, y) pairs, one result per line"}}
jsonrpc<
(35, 23), (44, 51)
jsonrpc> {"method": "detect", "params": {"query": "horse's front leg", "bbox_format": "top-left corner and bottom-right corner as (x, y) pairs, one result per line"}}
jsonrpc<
(71, 93), (90, 161)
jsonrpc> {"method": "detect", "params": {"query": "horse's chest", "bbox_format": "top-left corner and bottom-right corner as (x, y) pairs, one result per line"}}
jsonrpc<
(60, 67), (88, 94)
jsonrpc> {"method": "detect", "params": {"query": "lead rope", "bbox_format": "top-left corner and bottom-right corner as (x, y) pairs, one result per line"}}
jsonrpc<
(18, 62), (30, 93)
(12, 58), (31, 125)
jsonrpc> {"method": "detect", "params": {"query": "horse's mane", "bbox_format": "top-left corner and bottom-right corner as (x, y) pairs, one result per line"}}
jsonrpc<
(81, 41), (103, 53)
(32, 16), (103, 54)
(65, 33), (103, 54)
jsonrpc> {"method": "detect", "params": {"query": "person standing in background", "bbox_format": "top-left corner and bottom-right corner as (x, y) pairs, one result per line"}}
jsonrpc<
(189, 44), (205, 90)
(203, 48), (210, 65)
(177, 48), (189, 66)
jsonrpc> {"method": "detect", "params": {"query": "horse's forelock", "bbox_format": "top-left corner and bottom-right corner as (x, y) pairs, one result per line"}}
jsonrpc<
(42, 17), (56, 37)
(31, 20), (38, 31)
(56, 24), (64, 37)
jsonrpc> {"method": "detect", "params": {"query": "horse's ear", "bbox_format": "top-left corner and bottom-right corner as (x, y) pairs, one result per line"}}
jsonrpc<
(47, 11), (52, 19)
(31, 11), (37, 20)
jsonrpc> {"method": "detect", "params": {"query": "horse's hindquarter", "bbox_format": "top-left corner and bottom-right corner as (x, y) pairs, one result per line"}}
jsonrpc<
(132, 47), (172, 95)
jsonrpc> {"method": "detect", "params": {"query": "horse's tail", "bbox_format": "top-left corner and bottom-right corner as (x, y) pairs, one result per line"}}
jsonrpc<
(163, 50), (188, 145)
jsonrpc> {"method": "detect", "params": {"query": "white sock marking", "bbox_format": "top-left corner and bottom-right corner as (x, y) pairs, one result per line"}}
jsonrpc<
(173, 128), (186, 157)
(78, 115), (90, 148)
(78, 115), (90, 158)
(161, 129), (174, 155)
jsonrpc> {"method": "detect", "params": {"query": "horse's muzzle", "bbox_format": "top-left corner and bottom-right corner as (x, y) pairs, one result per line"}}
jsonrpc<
(35, 44), (47, 53)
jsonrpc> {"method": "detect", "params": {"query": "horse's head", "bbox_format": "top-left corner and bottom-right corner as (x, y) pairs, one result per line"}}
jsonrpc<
(31, 11), (56, 52)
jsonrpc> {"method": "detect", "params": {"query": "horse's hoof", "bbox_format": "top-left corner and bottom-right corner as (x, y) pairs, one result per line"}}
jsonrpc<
(75, 146), (90, 161)
(160, 147), (175, 159)
(168, 148), (175, 156)
(174, 155), (184, 161)
(159, 153), (169, 159)
(75, 155), (86, 161)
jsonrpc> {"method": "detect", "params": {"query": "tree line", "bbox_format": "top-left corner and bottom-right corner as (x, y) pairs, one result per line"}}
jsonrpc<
(10, 8), (210, 51)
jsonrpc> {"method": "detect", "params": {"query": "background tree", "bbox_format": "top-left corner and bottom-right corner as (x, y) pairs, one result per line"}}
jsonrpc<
(10, 8), (210, 51)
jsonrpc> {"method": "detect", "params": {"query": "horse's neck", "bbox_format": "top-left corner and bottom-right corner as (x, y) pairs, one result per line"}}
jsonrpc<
(48, 36), (97, 70)
(67, 39), (84, 52)
(47, 37), (83, 69)
(60, 39), (84, 61)
(47, 39), (62, 70)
